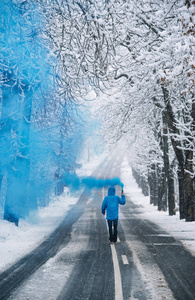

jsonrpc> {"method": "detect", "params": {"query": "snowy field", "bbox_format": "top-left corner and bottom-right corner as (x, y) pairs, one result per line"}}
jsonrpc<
(0, 157), (195, 274)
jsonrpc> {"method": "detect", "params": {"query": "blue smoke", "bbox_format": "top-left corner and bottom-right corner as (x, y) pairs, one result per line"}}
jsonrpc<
(62, 173), (124, 190)
(0, 1), (56, 223)
(0, 0), (111, 226)
(82, 176), (124, 189)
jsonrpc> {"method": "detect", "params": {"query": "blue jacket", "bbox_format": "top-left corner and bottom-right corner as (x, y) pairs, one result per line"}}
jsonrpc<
(101, 187), (125, 220)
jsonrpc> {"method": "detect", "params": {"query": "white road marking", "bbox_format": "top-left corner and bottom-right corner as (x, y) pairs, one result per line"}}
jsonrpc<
(117, 237), (120, 242)
(110, 243), (123, 300)
(146, 243), (180, 246)
(103, 187), (123, 299)
(147, 234), (171, 237)
(121, 255), (129, 265)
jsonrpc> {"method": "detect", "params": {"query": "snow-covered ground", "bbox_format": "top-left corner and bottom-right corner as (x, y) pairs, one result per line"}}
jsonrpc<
(0, 156), (104, 273)
(121, 158), (195, 257)
(0, 156), (195, 275)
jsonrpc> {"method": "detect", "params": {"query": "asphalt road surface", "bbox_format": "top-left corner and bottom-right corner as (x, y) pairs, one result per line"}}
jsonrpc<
(0, 156), (195, 300)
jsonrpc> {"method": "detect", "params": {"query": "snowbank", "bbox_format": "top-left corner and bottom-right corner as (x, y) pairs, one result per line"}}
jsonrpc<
(121, 158), (195, 256)
(0, 155), (104, 273)
(0, 155), (194, 275)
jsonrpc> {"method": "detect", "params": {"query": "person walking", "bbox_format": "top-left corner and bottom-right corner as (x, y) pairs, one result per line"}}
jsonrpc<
(101, 186), (125, 243)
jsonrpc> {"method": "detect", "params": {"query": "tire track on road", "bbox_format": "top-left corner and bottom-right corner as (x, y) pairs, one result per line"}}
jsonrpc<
(0, 160), (107, 300)
(120, 200), (195, 300)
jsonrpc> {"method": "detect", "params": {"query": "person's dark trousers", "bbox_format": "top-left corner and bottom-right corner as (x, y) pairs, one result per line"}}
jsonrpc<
(107, 219), (118, 242)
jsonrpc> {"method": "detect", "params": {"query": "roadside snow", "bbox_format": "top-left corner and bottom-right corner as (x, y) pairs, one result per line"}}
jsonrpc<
(0, 154), (194, 276)
(0, 155), (104, 273)
(0, 191), (78, 273)
(121, 158), (195, 256)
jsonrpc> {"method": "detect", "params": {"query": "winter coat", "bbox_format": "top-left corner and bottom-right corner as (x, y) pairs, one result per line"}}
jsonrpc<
(101, 187), (125, 220)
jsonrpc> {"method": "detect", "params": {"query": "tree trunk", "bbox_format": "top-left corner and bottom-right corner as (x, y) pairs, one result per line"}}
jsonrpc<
(1, 76), (19, 225)
(3, 77), (33, 225)
(157, 167), (167, 211)
(162, 111), (175, 215)
(162, 86), (185, 219)
(148, 164), (158, 206)
(168, 174), (175, 216)
(141, 176), (149, 196)
(184, 149), (195, 221)
(0, 174), (3, 194)
(132, 168), (149, 196)
(177, 165), (185, 219)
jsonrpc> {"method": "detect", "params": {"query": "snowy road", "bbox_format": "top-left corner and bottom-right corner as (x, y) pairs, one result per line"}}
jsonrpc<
(0, 157), (195, 300)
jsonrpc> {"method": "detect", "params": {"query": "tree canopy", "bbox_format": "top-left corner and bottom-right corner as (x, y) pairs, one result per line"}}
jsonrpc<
(0, 0), (194, 224)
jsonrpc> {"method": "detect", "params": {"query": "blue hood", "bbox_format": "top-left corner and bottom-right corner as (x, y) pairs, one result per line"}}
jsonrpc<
(108, 187), (115, 196)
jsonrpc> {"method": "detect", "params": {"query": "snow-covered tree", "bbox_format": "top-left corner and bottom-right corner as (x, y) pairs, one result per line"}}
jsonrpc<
(0, 0), (92, 225)
(0, 0), (54, 224)
(93, 0), (195, 220)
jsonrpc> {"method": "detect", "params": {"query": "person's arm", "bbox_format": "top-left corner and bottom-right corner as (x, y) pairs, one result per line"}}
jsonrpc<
(118, 193), (125, 205)
(101, 198), (107, 215)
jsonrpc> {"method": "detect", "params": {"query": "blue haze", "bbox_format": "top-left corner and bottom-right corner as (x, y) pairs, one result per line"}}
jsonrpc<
(62, 173), (124, 191)
(0, 0), (56, 223)
(0, 1), (119, 225)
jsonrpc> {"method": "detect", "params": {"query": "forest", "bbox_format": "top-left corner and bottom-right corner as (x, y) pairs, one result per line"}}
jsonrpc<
(0, 0), (194, 226)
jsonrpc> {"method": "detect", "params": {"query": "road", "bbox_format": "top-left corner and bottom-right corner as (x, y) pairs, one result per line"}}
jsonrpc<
(0, 156), (195, 300)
